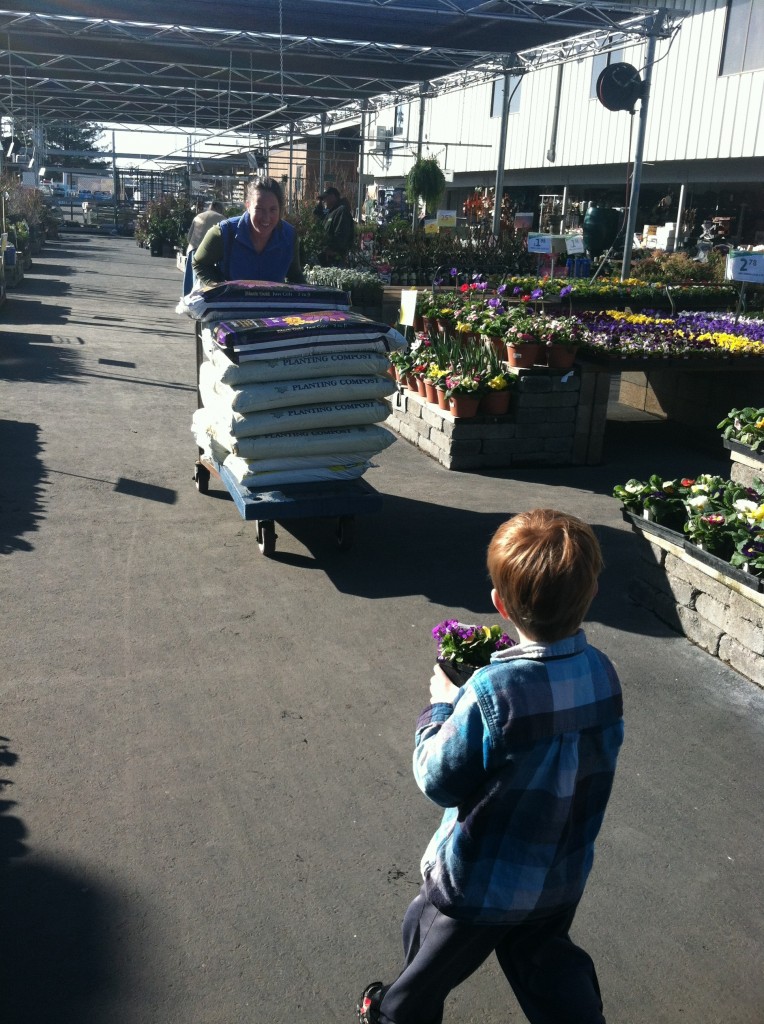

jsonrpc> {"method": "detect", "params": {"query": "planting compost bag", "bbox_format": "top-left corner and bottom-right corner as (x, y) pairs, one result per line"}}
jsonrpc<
(205, 345), (393, 385)
(180, 280), (350, 319)
(195, 391), (390, 439)
(192, 411), (394, 459)
(199, 361), (394, 414)
(222, 452), (370, 488)
(192, 409), (395, 460)
(210, 311), (405, 362)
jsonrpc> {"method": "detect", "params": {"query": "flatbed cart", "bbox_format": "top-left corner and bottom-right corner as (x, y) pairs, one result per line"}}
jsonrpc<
(192, 322), (383, 556)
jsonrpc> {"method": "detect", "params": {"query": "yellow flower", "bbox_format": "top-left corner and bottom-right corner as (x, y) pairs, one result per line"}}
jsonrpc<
(487, 374), (509, 390)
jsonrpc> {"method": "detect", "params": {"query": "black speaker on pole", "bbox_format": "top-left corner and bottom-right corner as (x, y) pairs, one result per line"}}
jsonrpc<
(596, 63), (643, 113)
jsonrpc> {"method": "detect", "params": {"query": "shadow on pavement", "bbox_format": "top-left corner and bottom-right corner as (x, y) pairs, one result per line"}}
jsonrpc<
(0, 735), (137, 1024)
(0, 332), (82, 382)
(0, 421), (46, 554)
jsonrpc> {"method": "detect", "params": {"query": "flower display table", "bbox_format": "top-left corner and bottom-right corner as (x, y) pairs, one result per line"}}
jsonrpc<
(623, 512), (764, 688)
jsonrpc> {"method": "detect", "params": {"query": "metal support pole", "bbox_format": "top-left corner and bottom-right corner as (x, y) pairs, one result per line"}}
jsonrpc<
(492, 72), (511, 237)
(412, 83), (427, 230)
(675, 182), (686, 249)
(319, 114), (326, 194)
(112, 130), (119, 229)
(357, 103), (367, 223)
(559, 185), (568, 234)
(288, 122), (294, 212)
(621, 23), (658, 280)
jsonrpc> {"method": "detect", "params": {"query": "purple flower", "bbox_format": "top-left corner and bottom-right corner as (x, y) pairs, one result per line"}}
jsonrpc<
(531, 288), (544, 300)
(559, 285), (573, 298)
(513, 286), (522, 295)
(497, 284), (507, 295)
(450, 267), (458, 277)
(433, 277), (443, 286)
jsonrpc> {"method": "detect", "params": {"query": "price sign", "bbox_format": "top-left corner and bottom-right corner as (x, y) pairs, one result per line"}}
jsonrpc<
(399, 288), (418, 327)
(528, 233), (568, 255)
(726, 250), (764, 285)
(565, 234), (585, 255)
(528, 233), (552, 254)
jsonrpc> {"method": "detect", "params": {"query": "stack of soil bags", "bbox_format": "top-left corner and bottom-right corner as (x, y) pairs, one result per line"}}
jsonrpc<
(187, 283), (404, 488)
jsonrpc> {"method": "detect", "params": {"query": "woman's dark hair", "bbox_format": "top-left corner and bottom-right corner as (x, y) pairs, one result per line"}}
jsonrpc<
(246, 177), (284, 215)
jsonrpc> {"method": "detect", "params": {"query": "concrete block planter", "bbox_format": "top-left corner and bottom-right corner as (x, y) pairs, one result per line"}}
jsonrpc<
(725, 439), (764, 488)
(623, 511), (764, 688)
(384, 365), (607, 470)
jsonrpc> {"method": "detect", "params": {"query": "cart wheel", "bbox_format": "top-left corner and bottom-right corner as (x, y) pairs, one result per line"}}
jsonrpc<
(336, 515), (355, 551)
(194, 464), (210, 494)
(256, 519), (276, 556)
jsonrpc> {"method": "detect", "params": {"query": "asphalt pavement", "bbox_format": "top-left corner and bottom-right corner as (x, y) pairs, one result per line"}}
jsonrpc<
(1, 234), (762, 1024)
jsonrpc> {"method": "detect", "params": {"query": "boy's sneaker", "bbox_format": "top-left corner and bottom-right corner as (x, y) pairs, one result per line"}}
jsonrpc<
(356, 981), (384, 1023)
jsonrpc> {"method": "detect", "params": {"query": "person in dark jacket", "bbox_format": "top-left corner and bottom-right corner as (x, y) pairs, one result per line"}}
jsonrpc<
(192, 178), (304, 287)
(314, 186), (355, 265)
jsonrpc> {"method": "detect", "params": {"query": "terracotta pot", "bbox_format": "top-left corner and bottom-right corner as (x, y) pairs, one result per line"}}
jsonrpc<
(436, 318), (455, 338)
(448, 393), (481, 418)
(416, 375), (428, 398)
(413, 314), (424, 332)
(506, 342), (543, 368)
(436, 387), (449, 411)
(545, 344), (578, 369)
(424, 379), (440, 404)
(479, 389), (511, 416)
(406, 373), (420, 392)
(483, 335), (506, 358)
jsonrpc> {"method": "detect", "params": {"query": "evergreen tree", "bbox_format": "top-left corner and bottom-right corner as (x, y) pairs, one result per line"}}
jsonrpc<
(44, 121), (109, 170)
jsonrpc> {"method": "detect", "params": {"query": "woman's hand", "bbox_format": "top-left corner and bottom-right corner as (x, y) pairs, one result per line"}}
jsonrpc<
(429, 663), (460, 705)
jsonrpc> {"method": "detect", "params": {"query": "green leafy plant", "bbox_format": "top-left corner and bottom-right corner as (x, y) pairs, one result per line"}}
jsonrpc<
(718, 407), (764, 452)
(405, 157), (446, 218)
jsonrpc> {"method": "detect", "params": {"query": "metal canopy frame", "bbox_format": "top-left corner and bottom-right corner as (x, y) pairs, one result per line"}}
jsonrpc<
(0, 2), (679, 142)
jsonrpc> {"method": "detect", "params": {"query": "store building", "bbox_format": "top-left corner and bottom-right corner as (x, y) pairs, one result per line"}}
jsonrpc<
(355, 0), (763, 248)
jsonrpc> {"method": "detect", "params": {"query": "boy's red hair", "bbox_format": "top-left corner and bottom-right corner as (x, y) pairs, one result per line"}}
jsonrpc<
(487, 509), (603, 642)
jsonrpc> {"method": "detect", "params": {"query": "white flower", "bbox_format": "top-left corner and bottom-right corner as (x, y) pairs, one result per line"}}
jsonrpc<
(734, 499), (758, 513)
(687, 495), (711, 510)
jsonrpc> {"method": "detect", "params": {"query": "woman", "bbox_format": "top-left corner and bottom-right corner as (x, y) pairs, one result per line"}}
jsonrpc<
(192, 178), (304, 287)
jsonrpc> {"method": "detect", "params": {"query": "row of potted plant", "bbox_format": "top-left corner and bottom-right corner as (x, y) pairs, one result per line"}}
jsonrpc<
(614, 472), (764, 575)
(390, 335), (517, 417)
(412, 282), (764, 362)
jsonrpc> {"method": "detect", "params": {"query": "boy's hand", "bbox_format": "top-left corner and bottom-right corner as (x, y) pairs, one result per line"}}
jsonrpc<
(430, 664), (460, 705)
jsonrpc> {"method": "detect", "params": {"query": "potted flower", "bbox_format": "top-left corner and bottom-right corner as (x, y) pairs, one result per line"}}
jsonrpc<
(433, 619), (516, 685)
(479, 345), (515, 415)
(505, 312), (544, 367)
(388, 348), (413, 384)
(538, 314), (585, 369)
(612, 475), (695, 529)
(718, 406), (764, 453)
(444, 371), (484, 418)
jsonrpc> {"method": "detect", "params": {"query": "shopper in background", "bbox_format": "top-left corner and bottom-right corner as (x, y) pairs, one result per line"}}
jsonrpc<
(314, 186), (355, 265)
(186, 200), (225, 253)
(192, 178), (304, 287)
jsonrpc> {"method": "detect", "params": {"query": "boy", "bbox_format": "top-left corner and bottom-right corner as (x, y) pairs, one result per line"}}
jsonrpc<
(358, 509), (624, 1024)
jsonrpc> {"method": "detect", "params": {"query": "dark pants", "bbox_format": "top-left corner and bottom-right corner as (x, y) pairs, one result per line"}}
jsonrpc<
(379, 887), (605, 1024)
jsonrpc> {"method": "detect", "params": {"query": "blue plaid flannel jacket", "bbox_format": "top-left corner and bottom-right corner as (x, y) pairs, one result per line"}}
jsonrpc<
(415, 629), (624, 924)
